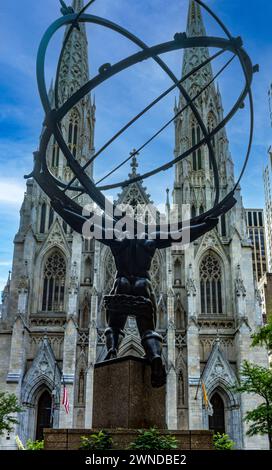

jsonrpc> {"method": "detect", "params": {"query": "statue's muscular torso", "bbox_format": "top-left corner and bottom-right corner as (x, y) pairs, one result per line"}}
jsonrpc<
(110, 238), (157, 279)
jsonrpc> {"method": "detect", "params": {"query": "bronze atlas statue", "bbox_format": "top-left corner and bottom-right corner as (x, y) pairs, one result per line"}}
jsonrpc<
(28, 0), (256, 387)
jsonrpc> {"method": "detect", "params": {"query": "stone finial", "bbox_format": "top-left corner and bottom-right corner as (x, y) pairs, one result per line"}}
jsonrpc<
(129, 150), (140, 178)
(235, 264), (246, 297)
(69, 261), (79, 294)
(186, 263), (197, 297)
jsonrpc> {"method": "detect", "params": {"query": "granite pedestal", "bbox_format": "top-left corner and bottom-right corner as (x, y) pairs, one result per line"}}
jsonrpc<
(92, 355), (166, 429)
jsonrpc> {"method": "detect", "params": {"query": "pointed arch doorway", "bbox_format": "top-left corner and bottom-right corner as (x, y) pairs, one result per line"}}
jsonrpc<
(36, 390), (52, 440)
(208, 393), (225, 434)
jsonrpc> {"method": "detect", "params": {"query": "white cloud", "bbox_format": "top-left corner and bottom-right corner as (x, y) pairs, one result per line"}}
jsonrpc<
(0, 179), (25, 206)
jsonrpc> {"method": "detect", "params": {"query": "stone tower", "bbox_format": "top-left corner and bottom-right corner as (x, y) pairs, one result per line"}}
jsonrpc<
(0, 0), (268, 450)
(171, 0), (268, 448)
(0, 0), (96, 446)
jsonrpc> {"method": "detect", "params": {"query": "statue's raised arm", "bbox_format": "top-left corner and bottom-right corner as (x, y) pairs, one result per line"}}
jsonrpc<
(151, 217), (219, 249)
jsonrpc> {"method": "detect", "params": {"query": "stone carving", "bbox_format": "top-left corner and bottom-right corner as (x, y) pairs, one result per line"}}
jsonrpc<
(69, 261), (79, 294)
(235, 264), (246, 297)
(175, 333), (186, 349)
(29, 335), (63, 361)
(201, 340), (239, 400)
(78, 331), (89, 348)
(236, 315), (252, 332)
(168, 319), (176, 330)
(21, 337), (61, 405)
(97, 329), (106, 345)
(46, 219), (67, 248)
(18, 275), (29, 293)
(200, 336), (235, 362)
(30, 315), (66, 328)
(202, 232), (218, 249)
(188, 314), (198, 328)
(185, 263), (197, 297)
(198, 318), (235, 330)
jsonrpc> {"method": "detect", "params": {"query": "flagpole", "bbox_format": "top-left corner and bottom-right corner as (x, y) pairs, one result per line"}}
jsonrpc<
(194, 366), (205, 400)
(195, 334), (220, 400)
(50, 361), (57, 426)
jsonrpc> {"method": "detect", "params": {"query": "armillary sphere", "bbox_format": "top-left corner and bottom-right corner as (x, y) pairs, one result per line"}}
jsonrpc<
(27, 0), (257, 235)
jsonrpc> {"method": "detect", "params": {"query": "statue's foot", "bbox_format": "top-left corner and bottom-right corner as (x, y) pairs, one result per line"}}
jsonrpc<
(150, 356), (166, 388)
(104, 348), (118, 360)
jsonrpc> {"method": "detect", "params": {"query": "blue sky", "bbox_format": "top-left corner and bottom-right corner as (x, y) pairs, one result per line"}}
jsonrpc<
(0, 0), (272, 292)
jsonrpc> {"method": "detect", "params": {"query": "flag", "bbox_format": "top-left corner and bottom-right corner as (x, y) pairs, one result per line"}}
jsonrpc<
(62, 383), (70, 414)
(202, 380), (213, 416)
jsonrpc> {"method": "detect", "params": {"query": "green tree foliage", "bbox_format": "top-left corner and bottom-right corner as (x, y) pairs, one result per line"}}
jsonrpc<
(251, 320), (272, 352)
(232, 361), (272, 449)
(213, 433), (235, 450)
(26, 439), (44, 450)
(129, 427), (178, 450)
(0, 393), (22, 436)
(80, 431), (113, 450)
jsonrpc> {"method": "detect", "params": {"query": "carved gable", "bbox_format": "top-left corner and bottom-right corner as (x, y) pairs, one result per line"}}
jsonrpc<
(38, 218), (71, 259)
(21, 337), (61, 404)
(195, 228), (228, 262)
(202, 340), (237, 394)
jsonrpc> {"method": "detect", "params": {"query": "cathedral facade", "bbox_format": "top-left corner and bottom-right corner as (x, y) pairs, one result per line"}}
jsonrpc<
(0, 0), (269, 449)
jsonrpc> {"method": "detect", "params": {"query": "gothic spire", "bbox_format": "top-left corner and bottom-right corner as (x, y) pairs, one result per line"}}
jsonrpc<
(58, 0), (89, 104)
(182, 0), (212, 85)
(186, 0), (206, 37)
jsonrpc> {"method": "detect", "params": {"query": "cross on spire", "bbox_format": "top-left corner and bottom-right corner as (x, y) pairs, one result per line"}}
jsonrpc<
(129, 150), (139, 178)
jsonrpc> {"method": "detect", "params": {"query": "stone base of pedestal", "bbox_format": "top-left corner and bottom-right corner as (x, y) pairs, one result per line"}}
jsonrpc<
(92, 355), (166, 429)
(44, 429), (214, 450)
(44, 356), (214, 451)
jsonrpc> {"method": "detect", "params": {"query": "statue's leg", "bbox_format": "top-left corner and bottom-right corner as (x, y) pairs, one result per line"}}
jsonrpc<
(104, 277), (130, 360)
(133, 278), (166, 388)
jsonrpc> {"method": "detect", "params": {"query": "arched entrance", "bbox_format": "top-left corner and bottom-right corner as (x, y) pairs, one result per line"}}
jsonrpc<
(36, 390), (52, 440)
(208, 393), (225, 434)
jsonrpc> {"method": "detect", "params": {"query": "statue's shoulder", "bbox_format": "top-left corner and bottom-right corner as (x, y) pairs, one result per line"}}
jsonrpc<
(142, 239), (157, 251)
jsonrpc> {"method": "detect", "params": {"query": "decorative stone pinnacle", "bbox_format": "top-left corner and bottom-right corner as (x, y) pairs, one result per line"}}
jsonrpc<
(166, 188), (170, 210)
(186, 263), (197, 297)
(235, 264), (247, 297)
(129, 150), (139, 178)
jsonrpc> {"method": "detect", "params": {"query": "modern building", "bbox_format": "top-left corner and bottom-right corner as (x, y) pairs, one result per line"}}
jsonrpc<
(258, 272), (272, 324)
(0, 0), (268, 450)
(245, 209), (267, 281)
(264, 148), (272, 272)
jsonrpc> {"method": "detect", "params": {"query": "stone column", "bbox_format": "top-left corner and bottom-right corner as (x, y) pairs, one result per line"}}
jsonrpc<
(85, 287), (98, 428)
(59, 316), (78, 428)
(68, 262), (79, 316)
(5, 315), (28, 448)
(166, 287), (177, 429)
(233, 248), (269, 449)
(17, 274), (29, 317)
(186, 264), (202, 429)
(6, 316), (27, 388)
(59, 235), (81, 428)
